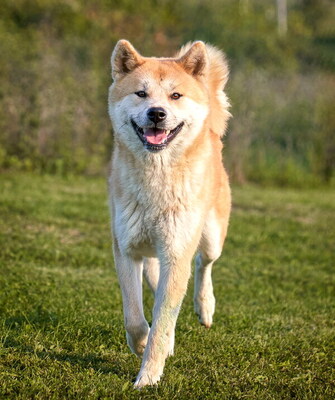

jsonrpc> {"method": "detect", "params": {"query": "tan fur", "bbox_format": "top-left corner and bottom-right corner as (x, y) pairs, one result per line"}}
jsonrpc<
(108, 40), (231, 387)
(176, 42), (231, 137)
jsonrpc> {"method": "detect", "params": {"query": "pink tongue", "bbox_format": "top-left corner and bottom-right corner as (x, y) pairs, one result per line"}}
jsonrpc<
(144, 128), (168, 145)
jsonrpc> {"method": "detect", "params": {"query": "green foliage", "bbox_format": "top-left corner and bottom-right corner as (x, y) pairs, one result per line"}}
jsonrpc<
(0, 0), (334, 185)
(0, 173), (334, 398)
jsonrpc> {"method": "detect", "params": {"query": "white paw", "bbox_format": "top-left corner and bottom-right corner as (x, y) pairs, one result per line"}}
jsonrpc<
(126, 327), (150, 357)
(194, 294), (215, 328)
(134, 370), (162, 388)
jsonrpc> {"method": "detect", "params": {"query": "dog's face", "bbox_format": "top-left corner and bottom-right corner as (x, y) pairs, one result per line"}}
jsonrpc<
(108, 41), (210, 155)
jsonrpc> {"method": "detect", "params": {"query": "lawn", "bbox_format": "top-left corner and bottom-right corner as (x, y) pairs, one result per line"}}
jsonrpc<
(0, 173), (334, 399)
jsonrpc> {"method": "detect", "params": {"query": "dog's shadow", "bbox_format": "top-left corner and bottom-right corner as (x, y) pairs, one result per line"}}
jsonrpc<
(4, 313), (131, 376)
(36, 350), (126, 375)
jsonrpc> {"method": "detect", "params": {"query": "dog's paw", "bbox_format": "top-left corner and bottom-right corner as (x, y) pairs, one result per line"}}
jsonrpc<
(194, 294), (215, 328)
(133, 370), (162, 389)
(126, 326), (150, 357)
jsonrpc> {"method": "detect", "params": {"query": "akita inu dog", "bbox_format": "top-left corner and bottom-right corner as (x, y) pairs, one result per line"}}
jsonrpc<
(108, 40), (231, 387)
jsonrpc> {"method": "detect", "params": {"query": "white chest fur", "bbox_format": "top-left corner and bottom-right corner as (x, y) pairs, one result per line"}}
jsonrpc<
(110, 150), (207, 259)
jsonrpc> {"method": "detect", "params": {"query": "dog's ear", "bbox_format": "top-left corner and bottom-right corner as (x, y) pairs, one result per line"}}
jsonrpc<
(111, 40), (143, 80)
(177, 41), (208, 77)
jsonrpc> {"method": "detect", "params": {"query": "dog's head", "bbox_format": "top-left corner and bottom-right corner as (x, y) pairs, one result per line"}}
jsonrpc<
(108, 40), (210, 155)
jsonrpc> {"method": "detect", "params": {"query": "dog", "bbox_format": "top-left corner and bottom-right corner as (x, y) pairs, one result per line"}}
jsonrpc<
(108, 39), (231, 388)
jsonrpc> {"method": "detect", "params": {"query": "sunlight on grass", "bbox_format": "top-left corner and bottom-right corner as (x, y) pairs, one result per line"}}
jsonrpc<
(0, 173), (334, 399)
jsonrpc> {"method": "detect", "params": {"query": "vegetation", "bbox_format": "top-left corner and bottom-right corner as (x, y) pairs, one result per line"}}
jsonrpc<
(1, 173), (334, 398)
(0, 0), (334, 185)
(1, 3), (334, 397)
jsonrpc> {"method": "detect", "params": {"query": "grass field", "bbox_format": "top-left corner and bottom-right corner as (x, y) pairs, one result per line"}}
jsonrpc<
(0, 173), (334, 399)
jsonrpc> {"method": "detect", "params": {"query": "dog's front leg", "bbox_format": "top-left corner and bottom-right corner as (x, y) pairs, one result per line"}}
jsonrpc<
(134, 255), (192, 388)
(113, 240), (149, 357)
(143, 257), (175, 357)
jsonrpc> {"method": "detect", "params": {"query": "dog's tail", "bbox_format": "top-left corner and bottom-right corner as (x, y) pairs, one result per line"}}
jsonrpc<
(175, 42), (231, 138)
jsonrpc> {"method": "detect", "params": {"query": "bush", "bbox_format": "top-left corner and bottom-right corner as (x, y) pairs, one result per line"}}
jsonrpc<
(0, 0), (334, 185)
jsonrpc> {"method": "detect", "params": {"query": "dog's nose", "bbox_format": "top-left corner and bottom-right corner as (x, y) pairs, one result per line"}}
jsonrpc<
(147, 107), (167, 124)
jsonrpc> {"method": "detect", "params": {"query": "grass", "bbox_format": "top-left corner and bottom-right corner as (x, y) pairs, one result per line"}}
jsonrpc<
(0, 172), (334, 399)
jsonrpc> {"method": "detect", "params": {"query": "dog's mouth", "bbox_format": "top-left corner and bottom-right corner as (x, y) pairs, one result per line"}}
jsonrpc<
(131, 120), (184, 152)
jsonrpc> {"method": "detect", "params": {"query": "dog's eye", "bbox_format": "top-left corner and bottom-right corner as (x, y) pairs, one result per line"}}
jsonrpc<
(171, 92), (182, 100)
(135, 91), (147, 98)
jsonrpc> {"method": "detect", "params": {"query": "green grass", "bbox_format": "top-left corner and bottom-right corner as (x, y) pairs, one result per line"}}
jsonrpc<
(0, 173), (334, 399)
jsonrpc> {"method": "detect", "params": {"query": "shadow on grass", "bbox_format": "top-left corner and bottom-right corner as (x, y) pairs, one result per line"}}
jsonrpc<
(4, 314), (130, 377)
(3, 336), (128, 376)
(4, 309), (59, 328)
(36, 350), (125, 375)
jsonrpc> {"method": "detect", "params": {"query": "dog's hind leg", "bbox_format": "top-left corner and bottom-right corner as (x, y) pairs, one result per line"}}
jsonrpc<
(143, 257), (160, 293)
(113, 239), (149, 357)
(194, 203), (230, 328)
(194, 251), (218, 328)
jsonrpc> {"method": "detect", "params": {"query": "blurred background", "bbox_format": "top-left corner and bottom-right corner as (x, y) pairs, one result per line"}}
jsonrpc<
(0, 0), (334, 186)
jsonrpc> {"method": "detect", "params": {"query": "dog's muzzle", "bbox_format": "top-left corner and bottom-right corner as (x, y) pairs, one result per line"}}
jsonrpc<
(131, 120), (184, 152)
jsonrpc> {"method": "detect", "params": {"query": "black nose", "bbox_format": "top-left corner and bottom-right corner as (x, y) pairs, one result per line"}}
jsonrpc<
(147, 107), (167, 124)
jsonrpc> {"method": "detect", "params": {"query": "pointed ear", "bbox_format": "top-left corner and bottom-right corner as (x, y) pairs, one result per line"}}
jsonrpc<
(177, 41), (208, 77)
(111, 40), (143, 80)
